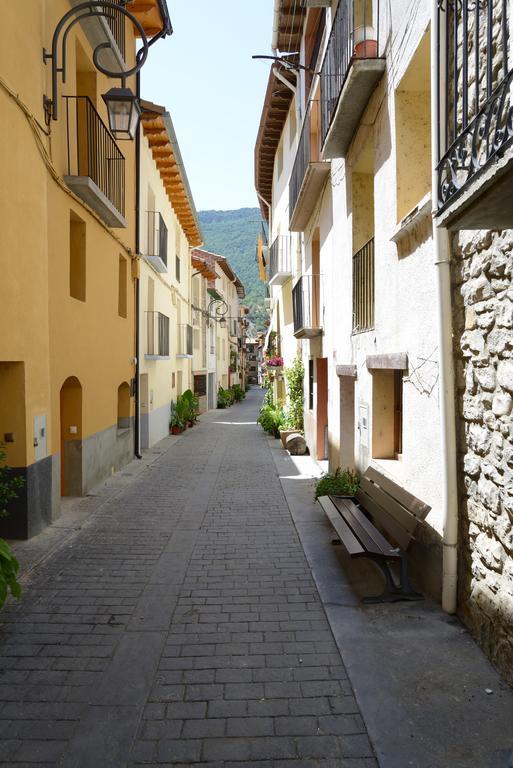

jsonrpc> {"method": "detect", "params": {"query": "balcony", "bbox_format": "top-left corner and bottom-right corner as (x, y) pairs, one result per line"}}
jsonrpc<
(69, 0), (127, 72)
(177, 324), (193, 358)
(292, 275), (322, 338)
(64, 96), (126, 228)
(435, 0), (513, 229)
(352, 238), (374, 334)
(289, 101), (330, 232)
(146, 211), (168, 272)
(146, 312), (170, 359)
(269, 235), (293, 286)
(320, 0), (384, 159)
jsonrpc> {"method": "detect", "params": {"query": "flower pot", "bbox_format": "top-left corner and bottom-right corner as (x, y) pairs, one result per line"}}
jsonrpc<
(170, 425), (181, 436)
(353, 26), (378, 58)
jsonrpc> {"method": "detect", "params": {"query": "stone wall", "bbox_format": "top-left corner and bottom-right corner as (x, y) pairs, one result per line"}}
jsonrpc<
(452, 229), (513, 686)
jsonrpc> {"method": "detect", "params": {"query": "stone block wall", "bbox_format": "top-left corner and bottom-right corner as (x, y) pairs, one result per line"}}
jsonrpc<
(452, 229), (513, 687)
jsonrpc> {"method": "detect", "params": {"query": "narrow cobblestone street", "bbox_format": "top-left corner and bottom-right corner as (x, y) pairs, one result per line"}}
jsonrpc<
(0, 389), (377, 767)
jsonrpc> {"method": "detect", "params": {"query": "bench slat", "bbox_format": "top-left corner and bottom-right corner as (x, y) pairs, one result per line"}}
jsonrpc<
(364, 467), (431, 520)
(331, 497), (399, 558)
(317, 496), (365, 556)
(355, 487), (412, 550)
(358, 476), (418, 534)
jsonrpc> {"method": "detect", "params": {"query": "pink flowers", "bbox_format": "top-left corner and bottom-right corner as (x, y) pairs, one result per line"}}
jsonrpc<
(267, 356), (284, 367)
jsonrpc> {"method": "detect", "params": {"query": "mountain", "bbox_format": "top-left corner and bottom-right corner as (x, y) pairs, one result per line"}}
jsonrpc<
(198, 208), (268, 333)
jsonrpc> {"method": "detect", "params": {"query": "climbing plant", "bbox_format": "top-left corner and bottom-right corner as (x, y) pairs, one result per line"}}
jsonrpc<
(284, 356), (304, 431)
(0, 445), (23, 608)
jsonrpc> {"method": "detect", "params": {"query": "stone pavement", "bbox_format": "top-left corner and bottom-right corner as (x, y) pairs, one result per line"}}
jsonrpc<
(0, 388), (377, 767)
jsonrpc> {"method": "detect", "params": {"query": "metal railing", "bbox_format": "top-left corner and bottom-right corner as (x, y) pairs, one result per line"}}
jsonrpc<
(177, 324), (193, 357)
(292, 275), (322, 334)
(269, 235), (293, 280)
(147, 211), (168, 265)
(436, 0), (512, 211)
(146, 311), (170, 356)
(103, 0), (126, 60)
(352, 238), (374, 333)
(65, 96), (125, 216)
(290, 100), (322, 219)
(320, 0), (380, 145)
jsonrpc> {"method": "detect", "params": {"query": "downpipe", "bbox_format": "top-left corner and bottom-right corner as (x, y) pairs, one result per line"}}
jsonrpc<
(134, 70), (142, 460)
(431, 0), (458, 613)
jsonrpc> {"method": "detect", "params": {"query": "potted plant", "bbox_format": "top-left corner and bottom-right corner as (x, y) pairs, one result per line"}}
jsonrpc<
(169, 401), (185, 435)
(353, 26), (378, 58)
(181, 389), (200, 426)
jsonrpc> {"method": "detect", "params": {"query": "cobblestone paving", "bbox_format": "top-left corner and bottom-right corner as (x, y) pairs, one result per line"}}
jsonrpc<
(0, 389), (377, 767)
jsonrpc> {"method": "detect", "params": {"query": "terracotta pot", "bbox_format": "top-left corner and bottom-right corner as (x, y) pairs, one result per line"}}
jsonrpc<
(170, 425), (181, 435)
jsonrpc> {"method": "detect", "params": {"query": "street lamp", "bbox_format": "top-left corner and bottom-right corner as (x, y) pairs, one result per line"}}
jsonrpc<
(43, 1), (170, 138)
(102, 86), (142, 140)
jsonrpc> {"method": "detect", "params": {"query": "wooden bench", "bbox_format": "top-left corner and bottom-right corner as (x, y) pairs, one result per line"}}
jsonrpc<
(318, 467), (431, 603)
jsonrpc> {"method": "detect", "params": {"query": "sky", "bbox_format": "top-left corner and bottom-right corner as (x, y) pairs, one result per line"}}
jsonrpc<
(141, 1), (275, 212)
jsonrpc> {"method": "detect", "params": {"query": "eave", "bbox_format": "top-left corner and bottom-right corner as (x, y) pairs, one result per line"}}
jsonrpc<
(128, 0), (172, 37)
(140, 100), (202, 247)
(254, 67), (296, 220)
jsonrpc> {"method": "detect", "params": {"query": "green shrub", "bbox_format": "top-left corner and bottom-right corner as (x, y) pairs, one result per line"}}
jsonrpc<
(284, 356), (304, 432)
(257, 404), (285, 438)
(314, 468), (360, 500)
(0, 445), (24, 608)
(217, 386), (234, 409)
(231, 384), (245, 402)
(181, 389), (200, 422)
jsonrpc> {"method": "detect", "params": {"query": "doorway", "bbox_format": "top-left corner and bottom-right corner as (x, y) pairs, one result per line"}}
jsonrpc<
(316, 358), (328, 461)
(339, 375), (356, 469)
(60, 376), (83, 496)
(140, 373), (149, 449)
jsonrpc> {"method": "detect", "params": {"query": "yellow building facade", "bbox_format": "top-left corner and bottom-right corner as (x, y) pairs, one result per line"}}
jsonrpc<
(0, 1), (171, 537)
(138, 102), (202, 449)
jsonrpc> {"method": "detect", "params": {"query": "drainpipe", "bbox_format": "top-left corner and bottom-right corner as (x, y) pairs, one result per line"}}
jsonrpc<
(134, 70), (142, 459)
(431, 0), (458, 614)
(271, 0), (281, 53)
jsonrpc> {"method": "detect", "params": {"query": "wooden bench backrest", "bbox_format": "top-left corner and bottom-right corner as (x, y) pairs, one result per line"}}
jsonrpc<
(355, 466), (431, 550)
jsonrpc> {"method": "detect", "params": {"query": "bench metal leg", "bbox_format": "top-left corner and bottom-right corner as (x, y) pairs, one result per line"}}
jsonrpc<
(362, 555), (423, 604)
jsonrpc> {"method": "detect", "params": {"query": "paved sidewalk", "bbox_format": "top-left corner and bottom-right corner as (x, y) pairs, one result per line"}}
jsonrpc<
(0, 389), (377, 767)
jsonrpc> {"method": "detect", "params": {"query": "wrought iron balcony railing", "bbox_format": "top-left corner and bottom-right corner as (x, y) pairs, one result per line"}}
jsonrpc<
(352, 237), (374, 334)
(177, 324), (193, 358)
(269, 235), (293, 285)
(64, 96), (125, 227)
(104, 0), (126, 60)
(436, 0), (512, 228)
(319, 0), (383, 158)
(292, 275), (322, 338)
(147, 211), (168, 272)
(146, 311), (170, 357)
(289, 101), (330, 231)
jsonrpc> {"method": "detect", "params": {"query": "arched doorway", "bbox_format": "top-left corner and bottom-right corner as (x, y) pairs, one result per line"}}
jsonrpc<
(60, 376), (83, 496)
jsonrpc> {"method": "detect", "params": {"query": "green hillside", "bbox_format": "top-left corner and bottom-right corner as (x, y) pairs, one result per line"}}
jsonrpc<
(198, 208), (268, 332)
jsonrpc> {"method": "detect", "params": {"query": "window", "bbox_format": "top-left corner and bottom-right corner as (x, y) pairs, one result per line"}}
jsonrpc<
(194, 374), (207, 397)
(69, 211), (86, 302)
(118, 255), (127, 318)
(277, 138), (283, 178)
(308, 359), (314, 410)
(395, 31), (431, 222)
(289, 104), (297, 148)
(176, 254), (181, 283)
(372, 369), (403, 460)
(352, 134), (375, 333)
(117, 382), (130, 430)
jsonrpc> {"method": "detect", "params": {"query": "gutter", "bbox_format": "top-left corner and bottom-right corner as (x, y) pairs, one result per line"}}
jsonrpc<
(134, 70), (142, 460)
(431, 0), (458, 614)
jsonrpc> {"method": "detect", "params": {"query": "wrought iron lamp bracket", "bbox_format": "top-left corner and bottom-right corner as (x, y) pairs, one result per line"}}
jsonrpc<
(207, 297), (229, 325)
(43, 0), (150, 124)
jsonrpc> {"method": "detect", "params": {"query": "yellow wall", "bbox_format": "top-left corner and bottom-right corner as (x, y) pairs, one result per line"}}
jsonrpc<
(0, 1), (137, 466)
